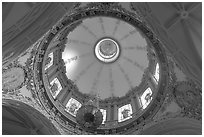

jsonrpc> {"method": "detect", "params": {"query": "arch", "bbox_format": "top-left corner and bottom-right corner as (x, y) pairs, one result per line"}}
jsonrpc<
(139, 117), (201, 135)
(2, 99), (60, 135)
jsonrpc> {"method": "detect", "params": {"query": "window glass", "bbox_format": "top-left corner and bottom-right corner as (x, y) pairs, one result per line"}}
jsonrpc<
(154, 63), (159, 83)
(45, 52), (54, 70)
(100, 109), (107, 124)
(50, 78), (62, 99)
(118, 104), (132, 122)
(140, 87), (153, 109)
(65, 98), (82, 117)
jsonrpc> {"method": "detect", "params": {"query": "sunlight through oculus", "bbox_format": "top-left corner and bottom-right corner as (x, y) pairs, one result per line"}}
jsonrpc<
(95, 38), (120, 63)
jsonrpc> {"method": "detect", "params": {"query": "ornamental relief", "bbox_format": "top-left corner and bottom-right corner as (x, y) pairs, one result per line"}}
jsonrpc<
(2, 63), (26, 93)
(173, 81), (201, 120)
(153, 94), (182, 121)
(2, 34), (46, 98)
(2, 31), (50, 108)
(149, 58), (201, 122)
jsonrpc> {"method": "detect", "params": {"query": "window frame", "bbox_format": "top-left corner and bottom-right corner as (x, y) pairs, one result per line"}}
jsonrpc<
(45, 52), (54, 70)
(100, 109), (107, 124)
(50, 77), (62, 99)
(153, 63), (160, 83)
(65, 98), (82, 117)
(118, 104), (133, 122)
(139, 87), (153, 109)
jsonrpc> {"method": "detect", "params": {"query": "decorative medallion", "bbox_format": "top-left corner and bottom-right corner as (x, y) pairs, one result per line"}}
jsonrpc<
(173, 81), (201, 120)
(2, 65), (25, 92)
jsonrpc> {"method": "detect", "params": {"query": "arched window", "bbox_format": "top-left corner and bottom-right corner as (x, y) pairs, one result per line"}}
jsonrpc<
(118, 104), (132, 122)
(45, 52), (53, 70)
(140, 87), (153, 109)
(65, 98), (82, 117)
(100, 109), (107, 124)
(154, 63), (159, 83)
(50, 78), (62, 99)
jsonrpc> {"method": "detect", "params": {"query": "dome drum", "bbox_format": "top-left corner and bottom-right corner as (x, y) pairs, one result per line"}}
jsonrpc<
(33, 3), (169, 134)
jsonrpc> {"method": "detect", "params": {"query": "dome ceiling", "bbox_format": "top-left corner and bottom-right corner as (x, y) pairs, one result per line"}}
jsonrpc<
(2, 2), (202, 135)
(33, 3), (169, 133)
(62, 16), (149, 99)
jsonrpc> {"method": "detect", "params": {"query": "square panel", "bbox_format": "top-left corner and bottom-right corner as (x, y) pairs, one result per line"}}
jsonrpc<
(118, 104), (133, 122)
(65, 98), (82, 117)
(50, 78), (62, 99)
(140, 87), (153, 109)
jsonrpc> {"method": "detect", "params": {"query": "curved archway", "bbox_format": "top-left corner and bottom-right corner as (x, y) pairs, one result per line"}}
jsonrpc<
(140, 118), (201, 135)
(2, 99), (60, 135)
